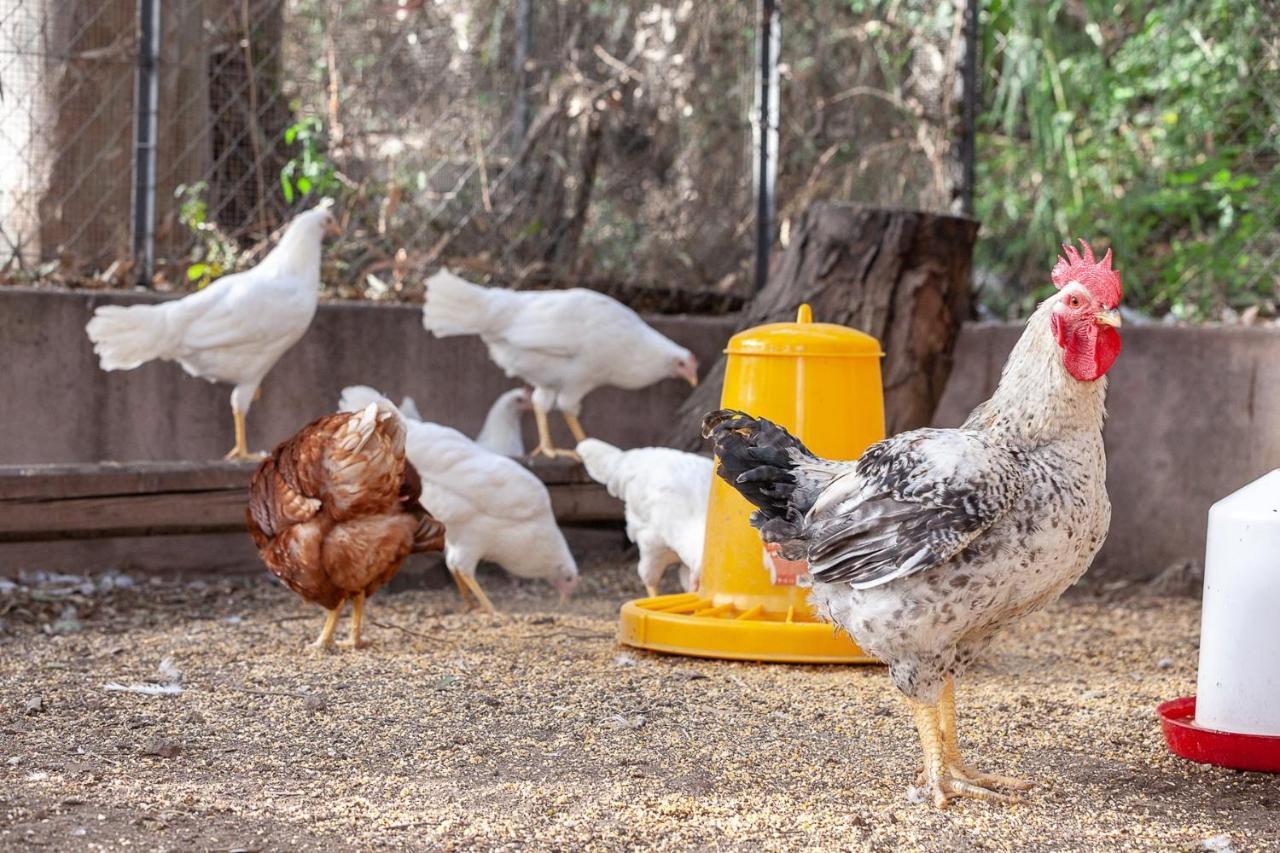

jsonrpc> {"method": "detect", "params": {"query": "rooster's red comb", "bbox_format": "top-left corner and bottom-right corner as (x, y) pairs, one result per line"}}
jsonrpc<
(1051, 238), (1122, 307)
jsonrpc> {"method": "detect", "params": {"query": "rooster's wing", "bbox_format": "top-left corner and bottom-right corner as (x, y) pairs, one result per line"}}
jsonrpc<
(806, 429), (1028, 589)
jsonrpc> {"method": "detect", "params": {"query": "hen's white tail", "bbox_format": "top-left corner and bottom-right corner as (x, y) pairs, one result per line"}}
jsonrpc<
(421, 270), (509, 338)
(338, 384), (396, 415)
(577, 438), (624, 489)
(85, 303), (176, 371)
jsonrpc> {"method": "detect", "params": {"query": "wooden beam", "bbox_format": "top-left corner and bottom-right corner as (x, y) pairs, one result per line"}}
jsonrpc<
(0, 458), (622, 543)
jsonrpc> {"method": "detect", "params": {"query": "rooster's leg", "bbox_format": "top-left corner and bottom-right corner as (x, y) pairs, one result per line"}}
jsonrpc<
(458, 573), (498, 615)
(308, 604), (343, 650)
(530, 404), (580, 460)
(337, 591), (368, 649)
(561, 412), (588, 444)
(909, 696), (1017, 807)
(937, 678), (1033, 791)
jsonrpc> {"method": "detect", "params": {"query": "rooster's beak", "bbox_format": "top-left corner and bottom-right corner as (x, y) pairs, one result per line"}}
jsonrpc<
(1095, 308), (1122, 328)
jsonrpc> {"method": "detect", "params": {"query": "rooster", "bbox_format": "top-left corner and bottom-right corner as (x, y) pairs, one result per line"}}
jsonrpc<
(247, 401), (445, 649)
(421, 271), (699, 459)
(703, 241), (1123, 807)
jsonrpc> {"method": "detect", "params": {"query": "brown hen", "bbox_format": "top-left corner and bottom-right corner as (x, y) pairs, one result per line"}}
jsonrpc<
(247, 401), (445, 649)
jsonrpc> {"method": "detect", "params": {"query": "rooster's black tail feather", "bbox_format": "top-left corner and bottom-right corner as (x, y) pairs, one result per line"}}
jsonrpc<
(700, 409), (823, 542)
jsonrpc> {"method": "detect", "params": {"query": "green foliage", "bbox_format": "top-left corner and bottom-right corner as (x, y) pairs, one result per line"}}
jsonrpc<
(175, 182), (239, 289)
(977, 0), (1278, 320)
(280, 116), (340, 205)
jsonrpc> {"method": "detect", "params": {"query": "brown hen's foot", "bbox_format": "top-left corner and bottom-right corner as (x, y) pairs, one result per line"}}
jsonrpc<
(308, 606), (342, 650)
(337, 592), (368, 649)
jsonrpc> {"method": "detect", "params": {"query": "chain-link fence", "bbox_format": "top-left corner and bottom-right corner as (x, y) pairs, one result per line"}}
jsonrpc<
(1, 0), (978, 314)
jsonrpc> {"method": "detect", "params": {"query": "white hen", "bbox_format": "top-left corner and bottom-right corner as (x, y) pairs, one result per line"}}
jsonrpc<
(338, 385), (577, 614)
(577, 439), (712, 597)
(86, 207), (339, 459)
(386, 387), (530, 457)
(474, 387), (532, 457)
(421, 271), (699, 458)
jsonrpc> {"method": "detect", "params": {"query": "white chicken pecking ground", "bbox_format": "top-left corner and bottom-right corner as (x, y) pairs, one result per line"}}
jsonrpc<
(338, 385), (577, 614)
(85, 206), (340, 459)
(420, 270), (699, 459)
(577, 438), (712, 598)
(703, 240), (1124, 808)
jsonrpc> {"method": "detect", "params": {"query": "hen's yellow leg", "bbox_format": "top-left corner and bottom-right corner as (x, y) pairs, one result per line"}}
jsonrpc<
(308, 605), (342, 650)
(645, 584), (660, 598)
(530, 404), (579, 460)
(562, 412), (588, 444)
(452, 571), (477, 611)
(224, 411), (251, 460)
(459, 573), (499, 615)
(909, 696), (1017, 807)
(337, 591), (368, 649)
(938, 678), (1033, 791)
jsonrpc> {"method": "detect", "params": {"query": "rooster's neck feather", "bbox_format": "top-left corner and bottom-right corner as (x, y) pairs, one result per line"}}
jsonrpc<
(963, 299), (1107, 444)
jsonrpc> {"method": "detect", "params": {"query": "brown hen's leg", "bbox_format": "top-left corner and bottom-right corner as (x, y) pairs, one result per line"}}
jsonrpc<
(337, 591), (368, 649)
(938, 678), (1033, 791)
(308, 605), (342, 650)
(562, 412), (588, 444)
(909, 696), (1018, 808)
(459, 573), (499, 615)
(530, 404), (580, 460)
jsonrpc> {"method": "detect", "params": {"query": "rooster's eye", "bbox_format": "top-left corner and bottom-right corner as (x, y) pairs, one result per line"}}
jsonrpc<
(1067, 294), (1082, 308)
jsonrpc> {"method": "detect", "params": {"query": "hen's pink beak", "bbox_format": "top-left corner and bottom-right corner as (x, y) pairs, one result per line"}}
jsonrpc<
(555, 575), (578, 603)
(676, 361), (699, 387)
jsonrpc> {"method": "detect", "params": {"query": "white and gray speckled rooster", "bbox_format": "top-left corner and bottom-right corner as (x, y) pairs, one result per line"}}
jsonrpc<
(702, 241), (1123, 808)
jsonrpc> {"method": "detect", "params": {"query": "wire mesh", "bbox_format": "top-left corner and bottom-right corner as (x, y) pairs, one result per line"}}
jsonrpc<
(0, 0), (979, 314)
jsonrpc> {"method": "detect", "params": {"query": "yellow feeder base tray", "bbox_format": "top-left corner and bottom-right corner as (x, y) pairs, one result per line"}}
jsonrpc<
(618, 592), (879, 664)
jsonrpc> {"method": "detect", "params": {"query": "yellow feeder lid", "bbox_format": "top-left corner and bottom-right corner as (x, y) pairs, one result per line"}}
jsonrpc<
(725, 304), (883, 358)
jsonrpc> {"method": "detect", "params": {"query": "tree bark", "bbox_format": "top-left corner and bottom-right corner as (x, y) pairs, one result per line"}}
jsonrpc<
(668, 202), (978, 450)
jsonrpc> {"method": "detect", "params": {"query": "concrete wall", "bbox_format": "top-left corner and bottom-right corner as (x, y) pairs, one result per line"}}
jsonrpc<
(4, 289), (1278, 581)
(0, 288), (735, 464)
(934, 323), (1280, 581)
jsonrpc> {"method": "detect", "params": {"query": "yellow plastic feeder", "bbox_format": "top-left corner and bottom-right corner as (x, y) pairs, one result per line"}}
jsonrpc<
(618, 304), (886, 663)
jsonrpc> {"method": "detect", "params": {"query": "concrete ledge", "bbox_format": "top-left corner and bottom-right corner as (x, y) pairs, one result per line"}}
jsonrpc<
(0, 287), (735, 465)
(0, 458), (621, 542)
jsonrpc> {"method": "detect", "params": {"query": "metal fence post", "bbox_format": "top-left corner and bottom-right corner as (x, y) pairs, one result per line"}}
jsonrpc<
(131, 0), (161, 286)
(959, 0), (979, 218)
(754, 0), (780, 293)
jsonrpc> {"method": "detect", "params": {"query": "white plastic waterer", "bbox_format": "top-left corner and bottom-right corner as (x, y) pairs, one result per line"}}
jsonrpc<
(1195, 469), (1280, 737)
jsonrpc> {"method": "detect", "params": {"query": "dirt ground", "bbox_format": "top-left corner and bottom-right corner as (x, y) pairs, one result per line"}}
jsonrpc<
(1, 558), (1276, 852)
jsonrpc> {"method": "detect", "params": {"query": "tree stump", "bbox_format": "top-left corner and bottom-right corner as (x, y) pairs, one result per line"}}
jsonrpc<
(669, 202), (978, 449)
